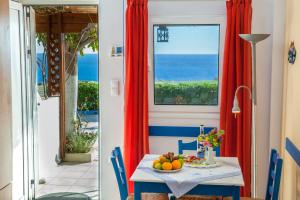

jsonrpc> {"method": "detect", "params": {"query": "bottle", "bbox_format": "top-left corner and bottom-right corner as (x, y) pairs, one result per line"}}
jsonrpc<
(197, 125), (205, 158)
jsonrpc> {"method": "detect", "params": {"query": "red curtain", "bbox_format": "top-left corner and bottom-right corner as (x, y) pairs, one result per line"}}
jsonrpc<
(220, 0), (252, 196)
(124, 0), (149, 193)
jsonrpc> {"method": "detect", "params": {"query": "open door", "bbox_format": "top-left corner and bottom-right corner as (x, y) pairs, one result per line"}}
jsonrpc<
(22, 4), (99, 199)
(10, 2), (26, 200)
(24, 5), (39, 200)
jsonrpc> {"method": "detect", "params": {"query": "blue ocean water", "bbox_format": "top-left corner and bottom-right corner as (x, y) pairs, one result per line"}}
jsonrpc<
(154, 54), (218, 81)
(37, 54), (218, 83)
(37, 53), (99, 83)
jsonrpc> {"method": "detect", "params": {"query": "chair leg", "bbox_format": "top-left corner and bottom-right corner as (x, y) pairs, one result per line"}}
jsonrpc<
(170, 195), (176, 200)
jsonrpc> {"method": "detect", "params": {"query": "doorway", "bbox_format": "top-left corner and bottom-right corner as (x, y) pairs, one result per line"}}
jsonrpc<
(24, 4), (100, 200)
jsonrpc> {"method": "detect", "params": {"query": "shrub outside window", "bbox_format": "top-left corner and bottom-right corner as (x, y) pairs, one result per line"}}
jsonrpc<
(153, 24), (220, 106)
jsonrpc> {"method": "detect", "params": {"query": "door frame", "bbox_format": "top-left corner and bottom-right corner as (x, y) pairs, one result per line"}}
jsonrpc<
(9, 1), (27, 200)
(21, 1), (101, 199)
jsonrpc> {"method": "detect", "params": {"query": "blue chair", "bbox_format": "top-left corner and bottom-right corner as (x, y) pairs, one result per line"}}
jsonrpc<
(224, 149), (283, 200)
(111, 147), (169, 200)
(264, 149), (283, 200)
(111, 147), (128, 200)
(178, 140), (220, 156)
(175, 141), (219, 200)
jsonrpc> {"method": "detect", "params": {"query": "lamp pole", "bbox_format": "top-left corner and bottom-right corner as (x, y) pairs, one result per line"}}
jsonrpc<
(239, 34), (270, 198)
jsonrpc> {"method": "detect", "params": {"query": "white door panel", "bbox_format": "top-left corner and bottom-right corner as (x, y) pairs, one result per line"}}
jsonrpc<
(24, 5), (38, 200)
(10, 1), (25, 200)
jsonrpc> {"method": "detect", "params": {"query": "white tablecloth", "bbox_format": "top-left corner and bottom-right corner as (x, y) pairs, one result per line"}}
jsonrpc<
(137, 155), (242, 198)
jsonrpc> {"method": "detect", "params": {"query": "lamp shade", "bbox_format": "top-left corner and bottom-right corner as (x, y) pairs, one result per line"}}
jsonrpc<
(239, 34), (270, 44)
(232, 96), (241, 114)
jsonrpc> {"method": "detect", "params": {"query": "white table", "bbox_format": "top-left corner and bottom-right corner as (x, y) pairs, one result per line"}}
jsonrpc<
(130, 155), (244, 200)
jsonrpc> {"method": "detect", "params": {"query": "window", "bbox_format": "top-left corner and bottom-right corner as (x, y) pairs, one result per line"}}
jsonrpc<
(153, 24), (220, 106)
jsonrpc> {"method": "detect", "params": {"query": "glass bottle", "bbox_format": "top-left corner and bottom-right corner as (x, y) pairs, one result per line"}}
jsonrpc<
(196, 125), (205, 158)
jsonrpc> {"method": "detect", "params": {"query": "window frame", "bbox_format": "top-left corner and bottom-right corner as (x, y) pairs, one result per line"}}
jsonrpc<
(148, 16), (226, 114)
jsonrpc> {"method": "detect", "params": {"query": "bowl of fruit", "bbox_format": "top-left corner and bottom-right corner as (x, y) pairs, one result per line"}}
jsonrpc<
(152, 152), (184, 173)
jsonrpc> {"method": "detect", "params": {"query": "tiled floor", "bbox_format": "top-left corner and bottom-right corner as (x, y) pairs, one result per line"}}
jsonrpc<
(36, 143), (99, 199)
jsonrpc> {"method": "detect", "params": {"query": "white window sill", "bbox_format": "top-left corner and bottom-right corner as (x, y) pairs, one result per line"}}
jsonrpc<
(149, 110), (220, 120)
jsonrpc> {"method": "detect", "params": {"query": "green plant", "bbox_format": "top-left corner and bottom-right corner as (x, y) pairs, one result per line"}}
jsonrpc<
(66, 131), (98, 153)
(66, 119), (98, 153)
(154, 81), (218, 105)
(78, 81), (99, 111)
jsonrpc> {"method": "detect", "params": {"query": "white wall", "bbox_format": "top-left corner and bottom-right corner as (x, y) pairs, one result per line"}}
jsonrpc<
(252, 0), (275, 197)
(37, 97), (60, 179)
(99, 0), (125, 199)
(269, 0), (285, 155)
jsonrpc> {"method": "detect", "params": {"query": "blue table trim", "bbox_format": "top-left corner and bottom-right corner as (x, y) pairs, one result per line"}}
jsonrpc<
(134, 182), (240, 200)
(149, 126), (215, 137)
(286, 137), (300, 167)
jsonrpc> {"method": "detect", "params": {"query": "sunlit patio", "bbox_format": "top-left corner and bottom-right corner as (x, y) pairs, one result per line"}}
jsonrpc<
(36, 141), (98, 199)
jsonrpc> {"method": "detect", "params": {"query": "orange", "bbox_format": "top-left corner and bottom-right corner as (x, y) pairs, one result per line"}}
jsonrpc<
(159, 156), (168, 164)
(162, 162), (173, 170)
(153, 160), (160, 167)
(172, 160), (182, 170)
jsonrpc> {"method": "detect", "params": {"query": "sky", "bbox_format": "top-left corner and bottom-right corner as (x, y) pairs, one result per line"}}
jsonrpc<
(154, 25), (220, 55)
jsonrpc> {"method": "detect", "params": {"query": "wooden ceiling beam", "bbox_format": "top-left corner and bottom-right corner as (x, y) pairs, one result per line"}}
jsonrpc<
(37, 23), (94, 33)
(36, 13), (98, 33)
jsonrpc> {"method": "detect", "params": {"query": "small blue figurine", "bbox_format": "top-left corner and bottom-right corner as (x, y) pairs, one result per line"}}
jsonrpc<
(288, 41), (296, 64)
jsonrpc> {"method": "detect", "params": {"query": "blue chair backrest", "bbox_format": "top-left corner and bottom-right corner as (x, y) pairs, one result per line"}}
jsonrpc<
(111, 147), (128, 200)
(265, 149), (283, 200)
(178, 140), (220, 156)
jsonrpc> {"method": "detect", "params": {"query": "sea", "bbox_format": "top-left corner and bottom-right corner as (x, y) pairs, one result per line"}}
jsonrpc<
(37, 54), (218, 83)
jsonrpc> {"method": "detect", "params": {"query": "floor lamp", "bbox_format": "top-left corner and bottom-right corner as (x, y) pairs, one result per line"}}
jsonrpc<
(232, 34), (270, 197)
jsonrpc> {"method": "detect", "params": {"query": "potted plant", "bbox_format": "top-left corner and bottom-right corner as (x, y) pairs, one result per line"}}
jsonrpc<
(64, 119), (98, 163)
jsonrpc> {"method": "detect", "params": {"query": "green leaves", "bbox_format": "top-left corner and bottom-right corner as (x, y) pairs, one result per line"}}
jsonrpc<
(36, 25), (98, 56)
(36, 33), (47, 47)
(66, 132), (98, 153)
(78, 81), (99, 111)
(154, 81), (218, 105)
(65, 33), (80, 50)
(65, 25), (98, 56)
(86, 26), (98, 52)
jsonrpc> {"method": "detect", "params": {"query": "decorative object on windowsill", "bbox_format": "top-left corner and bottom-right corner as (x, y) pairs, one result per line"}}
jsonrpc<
(197, 128), (224, 165)
(288, 41), (296, 64)
(236, 33), (270, 198)
(157, 25), (169, 42)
